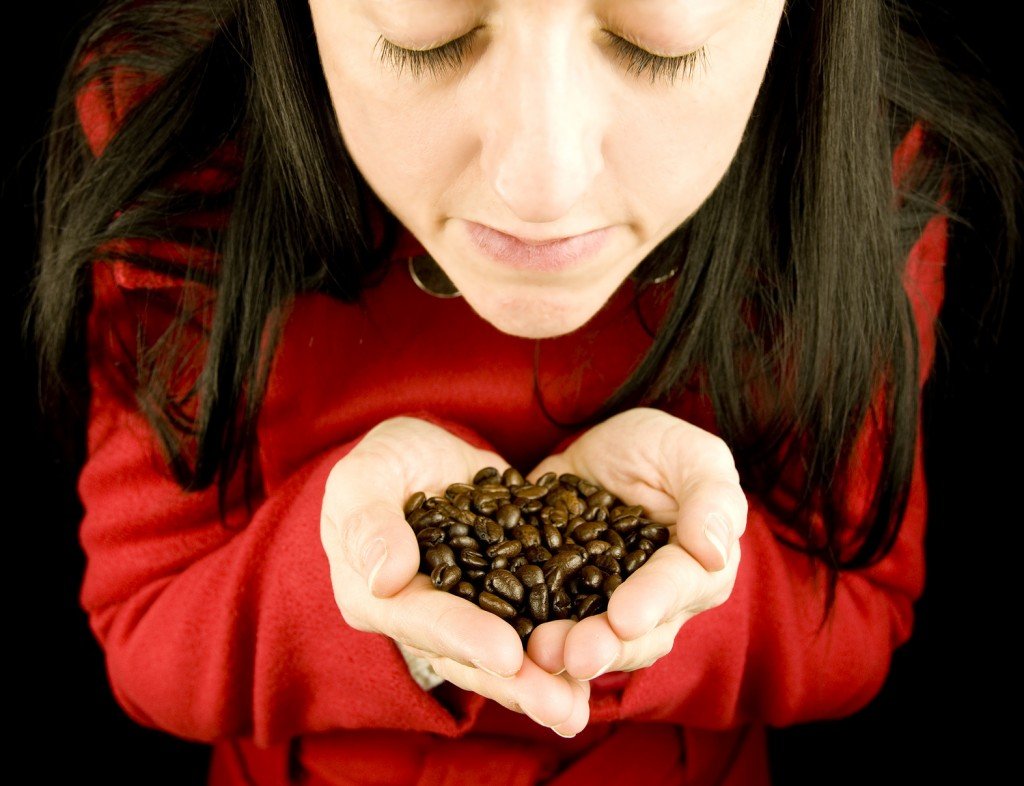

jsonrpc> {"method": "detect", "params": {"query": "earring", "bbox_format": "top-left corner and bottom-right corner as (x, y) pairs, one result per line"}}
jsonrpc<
(408, 255), (461, 298)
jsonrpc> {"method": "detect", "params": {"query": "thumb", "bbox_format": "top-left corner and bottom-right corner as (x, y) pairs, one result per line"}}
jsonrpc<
(672, 478), (748, 572)
(345, 500), (423, 598)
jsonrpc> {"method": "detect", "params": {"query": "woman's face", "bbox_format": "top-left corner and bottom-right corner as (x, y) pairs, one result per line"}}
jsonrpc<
(310, 0), (786, 338)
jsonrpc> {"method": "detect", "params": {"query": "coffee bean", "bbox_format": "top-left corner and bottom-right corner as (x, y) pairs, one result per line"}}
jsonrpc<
(516, 564), (545, 588)
(452, 492), (472, 511)
(478, 591), (516, 619)
(570, 520), (608, 543)
(459, 549), (489, 569)
(416, 527), (445, 546)
(448, 535), (479, 550)
(536, 471), (558, 487)
(581, 565), (604, 589)
(430, 564), (461, 592)
(425, 544), (456, 569)
(508, 555), (528, 573)
(558, 473), (581, 488)
(404, 491), (426, 514)
(543, 563), (566, 592)
(473, 466), (500, 484)
(520, 498), (544, 514)
(447, 522), (470, 537)
(551, 589), (573, 619)
(485, 569), (525, 604)
(605, 530), (626, 559)
(409, 509), (445, 529)
(511, 524), (541, 548)
(576, 479), (599, 497)
(446, 482), (476, 500)
(543, 522), (562, 550)
(455, 581), (477, 601)
(528, 583), (550, 621)
(514, 484), (549, 500)
(592, 554), (621, 575)
(465, 568), (486, 581)
(496, 503), (522, 529)
(586, 539), (610, 556)
(490, 556), (509, 570)
(640, 524), (669, 545)
(473, 519), (504, 545)
(577, 593), (606, 619)
(602, 574), (622, 598)
(472, 492), (500, 516)
(502, 466), (525, 488)
(610, 505), (645, 521)
(487, 540), (522, 559)
(545, 550), (585, 577)
(610, 515), (642, 535)
(623, 550), (648, 574)
(525, 545), (552, 563)
(637, 538), (656, 555)
(512, 616), (535, 641)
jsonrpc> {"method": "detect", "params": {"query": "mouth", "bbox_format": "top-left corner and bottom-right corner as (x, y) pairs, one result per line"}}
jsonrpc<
(463, 221), (613, 273)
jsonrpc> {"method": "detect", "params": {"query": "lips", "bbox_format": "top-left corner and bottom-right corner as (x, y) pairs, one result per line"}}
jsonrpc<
(464, 221), (612, 273)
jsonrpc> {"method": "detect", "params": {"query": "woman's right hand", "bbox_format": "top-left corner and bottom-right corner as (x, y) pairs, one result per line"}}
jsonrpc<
(320, 416), (591, 737)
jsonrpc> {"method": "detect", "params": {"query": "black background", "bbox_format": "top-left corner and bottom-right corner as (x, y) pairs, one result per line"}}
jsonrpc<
(9, 3), (1020, 783)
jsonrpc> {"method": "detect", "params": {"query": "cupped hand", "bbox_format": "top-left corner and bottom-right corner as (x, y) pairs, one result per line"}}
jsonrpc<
(524, 408), (748, 683)
(320, 416), (590, 736)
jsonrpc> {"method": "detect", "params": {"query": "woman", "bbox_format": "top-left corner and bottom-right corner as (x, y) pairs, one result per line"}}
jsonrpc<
(30, 0), (1019, 784)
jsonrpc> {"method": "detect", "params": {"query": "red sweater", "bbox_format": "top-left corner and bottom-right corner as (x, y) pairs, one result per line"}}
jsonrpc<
(75, 64), (947, 786)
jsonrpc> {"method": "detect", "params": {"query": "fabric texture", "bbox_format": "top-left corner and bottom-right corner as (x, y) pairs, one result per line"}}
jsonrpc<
(74, 60), (946, 786)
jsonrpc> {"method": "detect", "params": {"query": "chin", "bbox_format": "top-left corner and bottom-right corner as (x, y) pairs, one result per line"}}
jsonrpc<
(463, 290), (600, 339)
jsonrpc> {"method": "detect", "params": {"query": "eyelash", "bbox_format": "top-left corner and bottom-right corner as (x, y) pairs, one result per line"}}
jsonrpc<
(376, 28), (707, 86)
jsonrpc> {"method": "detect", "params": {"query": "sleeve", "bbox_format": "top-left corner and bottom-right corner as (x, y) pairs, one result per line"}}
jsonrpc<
(80, 263), (504, 746)
(616, 186), (949, 729)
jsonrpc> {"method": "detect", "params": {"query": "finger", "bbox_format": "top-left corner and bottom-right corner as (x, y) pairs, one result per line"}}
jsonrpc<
(562, 612), (683, 682)
(429, 652), (578, 729)
(608, 538), (739, 641)
(365, 572), (526, 678)
(526, 620), (576, 675)
(552, 674), (592, 738)
(672, 477), (748, 573)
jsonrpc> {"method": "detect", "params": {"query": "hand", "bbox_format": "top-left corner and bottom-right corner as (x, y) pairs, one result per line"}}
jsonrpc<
(320, 416), (591, 736)
(523, 408), (748, 683)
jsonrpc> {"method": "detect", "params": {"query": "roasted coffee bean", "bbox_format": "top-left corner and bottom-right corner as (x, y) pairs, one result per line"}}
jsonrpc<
(548, 507), (568, 526)
(425, 544), (456, 569)
(605, 530), (626, 559)
(508, 555), (528, 573)
(512, 616), (535, 641)
(459, 549), (489, 569)
(476, 482), (511, 496)
(586, 539), (610, 557)
(485, 569), (525, 604)
(558, 473), (581, 488)
(543, 522), (563, 550)
(610, 515), (642, 535)
(452, 492), (472, 511)
(525, 545), (552, 563)
(637, 538), (656, 555)
(576, 479), (600, 497)
(478, 591), (516, 619)
(416, 527), (445, 546)
(502, 466), (526, 488)
(431, 564), (461, 592)
(473, 466), (500, 484)
(455, 581), (477, 601)
(623, 550), (648, 574)
(446, 482), (476, 500)
(571, 520), (608, 543)
(586, 489), (616, 509)
(610, 504), (644, 521)
(577, 593), (606, 619)
(448, 535), (479, 551)
(520, 498), (544, 514)
(602, 574), (622, 598)
(490, 556), (509, 571)
(512, 524), (541, 548)
(592, 554), (621, 575)
(487, 540), (522, 559)
(514, 484), (549, 500)
(465, 568), (487, 581)
(545, 550), (585, 577)
(447, 522), (470, 538)
(557, 544), (589, 564)
(581, 565), (604, 590)
(551, 589), (574, 619)
(528, 583), (550, 621)
(536, 471), (559, 487)
(404, 491), (426, 514)
(517, 564), (545, 588)
(473, 519), (504, 545)
(409, 509), (445, 529)
(472, 493), (500, 516)
(564, 516), (587, 540)
(640, 524), (669, 545)
(543, 564), (566, 592)
(496, 503), (522, 529)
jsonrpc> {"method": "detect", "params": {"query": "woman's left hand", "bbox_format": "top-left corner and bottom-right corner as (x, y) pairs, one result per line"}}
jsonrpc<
(525, 408), (748, 685)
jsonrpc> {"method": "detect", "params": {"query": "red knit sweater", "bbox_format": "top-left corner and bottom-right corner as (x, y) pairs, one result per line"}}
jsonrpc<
(75, 62), (947, 786)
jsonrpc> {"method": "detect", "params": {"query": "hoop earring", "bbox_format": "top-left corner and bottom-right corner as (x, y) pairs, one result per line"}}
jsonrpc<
(408, 255), (461, 298)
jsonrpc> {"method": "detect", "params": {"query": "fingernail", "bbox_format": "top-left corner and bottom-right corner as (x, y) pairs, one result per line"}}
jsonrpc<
(471, 658), (517, 679)
(553, 727), (577, 739)
(361, 538), (387, 594)
(703, 512), (731, 570)
(581, 655), (617, 682)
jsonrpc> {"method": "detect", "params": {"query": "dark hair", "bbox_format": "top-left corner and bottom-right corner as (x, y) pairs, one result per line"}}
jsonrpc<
(29, 0), (1019, 614)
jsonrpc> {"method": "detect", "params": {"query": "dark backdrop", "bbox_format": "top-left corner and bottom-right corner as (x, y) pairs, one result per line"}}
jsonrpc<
(10, 3), (1019, 783)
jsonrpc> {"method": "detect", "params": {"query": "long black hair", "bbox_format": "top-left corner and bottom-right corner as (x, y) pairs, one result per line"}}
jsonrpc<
(29, 0), (1020, 613)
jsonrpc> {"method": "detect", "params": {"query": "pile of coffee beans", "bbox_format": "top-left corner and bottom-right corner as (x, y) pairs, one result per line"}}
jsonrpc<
(404, 466), (668, 645)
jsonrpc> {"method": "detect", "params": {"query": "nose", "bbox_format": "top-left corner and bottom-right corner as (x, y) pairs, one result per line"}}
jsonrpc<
(478, 28), (606, 224)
